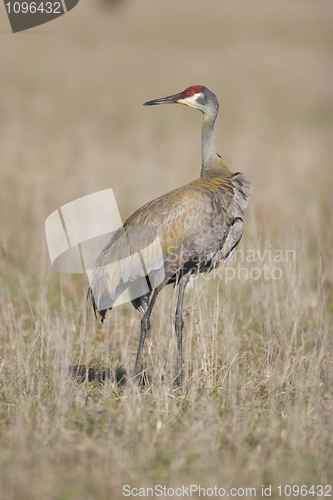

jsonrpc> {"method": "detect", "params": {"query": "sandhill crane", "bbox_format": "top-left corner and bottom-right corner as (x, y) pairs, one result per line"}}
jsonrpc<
(89, 85), (252, 387)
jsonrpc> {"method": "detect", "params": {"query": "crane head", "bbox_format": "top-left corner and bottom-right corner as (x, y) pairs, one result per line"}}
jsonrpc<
(143, 86), (218, 115)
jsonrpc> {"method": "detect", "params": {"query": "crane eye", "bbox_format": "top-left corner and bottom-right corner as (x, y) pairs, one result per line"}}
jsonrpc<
(188, 90), (194, 96)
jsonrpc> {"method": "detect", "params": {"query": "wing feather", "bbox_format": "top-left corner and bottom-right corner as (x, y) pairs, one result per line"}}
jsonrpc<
(89, 171), (252, 313)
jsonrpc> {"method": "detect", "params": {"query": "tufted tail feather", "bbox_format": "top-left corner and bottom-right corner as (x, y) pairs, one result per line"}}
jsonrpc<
(130, 292), (151, 313)
(87, 286), (111, 323)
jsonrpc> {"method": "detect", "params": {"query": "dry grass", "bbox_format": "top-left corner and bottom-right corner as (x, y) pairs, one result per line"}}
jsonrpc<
(0, 0), (333, 498)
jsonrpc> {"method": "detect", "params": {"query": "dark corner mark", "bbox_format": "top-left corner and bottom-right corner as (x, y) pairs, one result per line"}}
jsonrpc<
(2, 0), (80, 33)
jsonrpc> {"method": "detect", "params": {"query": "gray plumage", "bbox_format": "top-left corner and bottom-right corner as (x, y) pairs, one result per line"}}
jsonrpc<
(88, 85), (252, 386)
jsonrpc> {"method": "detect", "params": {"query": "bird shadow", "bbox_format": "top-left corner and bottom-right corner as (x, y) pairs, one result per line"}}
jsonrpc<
(68, 361), (152, 388)
(69, 362), (127, 387)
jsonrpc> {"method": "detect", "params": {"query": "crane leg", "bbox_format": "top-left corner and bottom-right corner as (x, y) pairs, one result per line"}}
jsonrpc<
(175, 275), (190, 388)
(133, 287), (161, 381)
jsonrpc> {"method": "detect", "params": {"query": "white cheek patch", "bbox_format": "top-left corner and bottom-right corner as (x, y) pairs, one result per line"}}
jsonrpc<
(178, 93), (204, 108)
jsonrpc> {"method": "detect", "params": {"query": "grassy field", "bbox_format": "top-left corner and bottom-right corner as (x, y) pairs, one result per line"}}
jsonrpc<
(0, 0), (332, 498)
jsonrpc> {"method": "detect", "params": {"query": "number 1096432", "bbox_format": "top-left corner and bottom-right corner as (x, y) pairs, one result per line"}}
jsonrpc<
(5, 2), (61, 14)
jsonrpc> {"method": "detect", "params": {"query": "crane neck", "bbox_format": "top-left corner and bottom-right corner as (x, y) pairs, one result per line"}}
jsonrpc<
(200, 109), (228, 176)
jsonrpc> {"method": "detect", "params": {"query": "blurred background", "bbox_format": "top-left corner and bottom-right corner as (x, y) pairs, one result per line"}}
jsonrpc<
(0, 1), (332, 497)
(0, 0), (332, 288)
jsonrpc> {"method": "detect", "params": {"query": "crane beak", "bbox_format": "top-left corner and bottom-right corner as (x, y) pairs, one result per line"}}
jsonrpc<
(143, 93), (182, 106)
